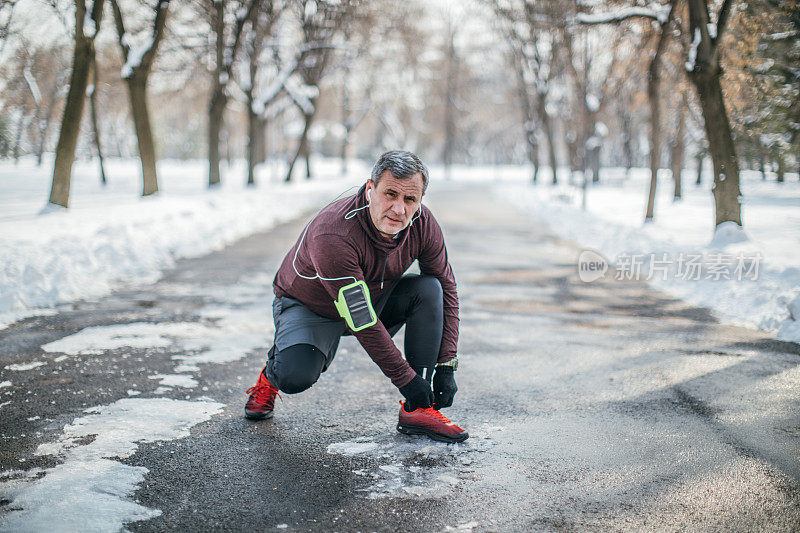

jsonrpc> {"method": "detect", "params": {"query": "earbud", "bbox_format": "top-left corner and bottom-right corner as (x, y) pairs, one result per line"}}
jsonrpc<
(367, 189), (372, 202)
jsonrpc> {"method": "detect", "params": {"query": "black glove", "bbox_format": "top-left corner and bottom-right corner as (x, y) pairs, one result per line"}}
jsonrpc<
(399, 374), (434, 411)
(432, 366), (457, 409)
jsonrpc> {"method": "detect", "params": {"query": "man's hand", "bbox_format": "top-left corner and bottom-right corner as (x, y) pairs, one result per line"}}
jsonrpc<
(432, 366), (457, 409)
(399, 374), (434, 411)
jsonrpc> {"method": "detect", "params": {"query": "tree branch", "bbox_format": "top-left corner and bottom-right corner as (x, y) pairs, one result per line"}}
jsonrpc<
(714, 0), (736, 45)
(140, 0), (170, 71)
(110, 0), (129, 60)
(574, 5), (671, 25)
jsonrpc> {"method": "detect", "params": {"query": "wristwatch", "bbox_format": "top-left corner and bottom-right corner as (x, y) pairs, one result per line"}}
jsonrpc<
(436, 357), (458, 371)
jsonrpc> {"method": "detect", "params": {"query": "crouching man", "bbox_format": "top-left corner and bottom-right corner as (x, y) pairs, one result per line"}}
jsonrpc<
(244, 150), (466, 443)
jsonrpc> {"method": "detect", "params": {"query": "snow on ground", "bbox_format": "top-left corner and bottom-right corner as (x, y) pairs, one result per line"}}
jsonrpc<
(3, 362), (45, 371)
(484, 165), (800, 343)
(1, 241), (278, 528)
(1, 157), (797, 341)
(0, 398), (224, 532)
(0, 157), (357, 528)
(325, 424), (501, 500)
(0, 156), (367, 328)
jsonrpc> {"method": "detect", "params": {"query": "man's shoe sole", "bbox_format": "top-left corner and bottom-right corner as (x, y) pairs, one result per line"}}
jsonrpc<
(245, 409), (274, 420)
(397, 424), (468, 443)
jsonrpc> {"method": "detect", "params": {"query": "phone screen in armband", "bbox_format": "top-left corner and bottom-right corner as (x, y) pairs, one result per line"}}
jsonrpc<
(334, 280), (377, 332)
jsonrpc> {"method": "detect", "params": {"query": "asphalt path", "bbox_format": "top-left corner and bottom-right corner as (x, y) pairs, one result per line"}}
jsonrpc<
(1, 183), (799, 531)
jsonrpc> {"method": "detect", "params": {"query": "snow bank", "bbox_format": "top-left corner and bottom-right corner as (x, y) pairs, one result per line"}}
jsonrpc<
(0, 157), (366, 328)
(494, 167), (800, 343)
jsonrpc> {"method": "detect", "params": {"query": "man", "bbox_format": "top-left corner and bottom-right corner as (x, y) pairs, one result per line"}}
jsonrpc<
(244, 150), (466, 443)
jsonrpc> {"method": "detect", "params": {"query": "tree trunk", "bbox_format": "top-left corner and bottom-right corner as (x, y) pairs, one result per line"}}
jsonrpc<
(12, 110), (30, 162)
(340, 126), (350, 176)
(125, 73), (158, 195)
(285, 110), (313, 182)
(208, 89), (226, 187)
(643, 2), (676, 221)
(621, 113), (633, 180)
(671, 95), (686, 200)
(589, 145), (600, 183)
(518, 93), (537, 184)
(776, 153), (785, 182)
(687, 0), (742, 226)
(340, 72), (349, 176)
(538, 96), (558, 184)
(36, 82), (61, 167)
(258, 117), (267, 164)
(247, 101), (258, 186)
(691, 73), (742, 225)
(111, 0), (169, 195)
(208, 0), (225, 188)
(245, 55), (259, 187)
(796, 150), (800, 180)
(88, 55), (107, 186)
(695, 153), (704, 185)
(303, 134), (311, 179)
(645, 63), (660, 222)
(31, 101), (46, 166)
(443, 27), (456, 182)
(566, 132), (578, 184)
(50, 0), (105, 208)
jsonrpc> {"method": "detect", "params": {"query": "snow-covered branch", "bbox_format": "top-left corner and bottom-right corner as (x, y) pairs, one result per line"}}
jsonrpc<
(283, 78), (316, 115)
(763, 30), (799, 42)
(22, 66), (42, 106)
(714, 0), (735, 44)
(112, 0), (170, 79)
(121, 42), (153, 78)
(252, 58), (299, 115)
(575, 5), (671, 25)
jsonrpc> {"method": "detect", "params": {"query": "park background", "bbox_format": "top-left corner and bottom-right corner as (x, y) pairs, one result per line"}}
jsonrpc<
(1, 0), (799, 340)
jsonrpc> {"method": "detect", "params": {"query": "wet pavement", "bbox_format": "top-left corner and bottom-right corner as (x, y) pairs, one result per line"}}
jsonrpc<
(1, 183), (799, 531)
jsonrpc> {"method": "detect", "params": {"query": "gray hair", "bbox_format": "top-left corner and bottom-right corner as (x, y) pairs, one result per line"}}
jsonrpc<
(370, 150), (429, 195)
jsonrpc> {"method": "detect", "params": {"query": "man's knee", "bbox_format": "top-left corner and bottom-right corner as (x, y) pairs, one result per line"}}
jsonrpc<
(413, 275), (443, 304)
(268, 344), (325, 394)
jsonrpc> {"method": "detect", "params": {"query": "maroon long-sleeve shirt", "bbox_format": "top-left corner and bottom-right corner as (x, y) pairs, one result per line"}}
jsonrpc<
(273, 184), (459, 388)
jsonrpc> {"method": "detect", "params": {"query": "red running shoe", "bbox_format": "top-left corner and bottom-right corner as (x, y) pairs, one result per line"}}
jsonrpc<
(397, 401), (469, 443)
(244, 367), (280, 420)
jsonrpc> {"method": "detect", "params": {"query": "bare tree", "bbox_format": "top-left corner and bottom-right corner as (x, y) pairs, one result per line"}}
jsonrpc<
(284, 0), (356, 182)
(670, 91), (688, 200)
(562, 11), (622, 185)
(442, 15), (458, 181)
(109, 0), (171, 196)
(577, 0), (676, 220)
(339, 56), (373, 175)
(199, 0), (258, 187)
(240, 1), (285, 186)
(644, 2), (676, 220)
(0, 0), (19, 56)
(685, 0), (742, 226)
(87, 53), (107, 185)
(49, 0), (106, 208)
(493, 0), (560, 184)
(35, 53), (70, 166)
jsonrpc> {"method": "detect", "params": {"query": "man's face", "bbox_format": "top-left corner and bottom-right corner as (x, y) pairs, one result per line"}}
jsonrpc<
(365, 170), (424, 239)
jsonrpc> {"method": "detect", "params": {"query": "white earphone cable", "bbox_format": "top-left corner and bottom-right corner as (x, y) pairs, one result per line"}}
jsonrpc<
(292, 184), (423, 283)
(293, 185), (364, 283)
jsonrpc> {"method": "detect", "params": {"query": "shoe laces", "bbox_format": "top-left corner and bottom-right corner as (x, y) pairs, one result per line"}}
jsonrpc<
(419, 406), (452, 424)
(246, 376), (280, 405)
